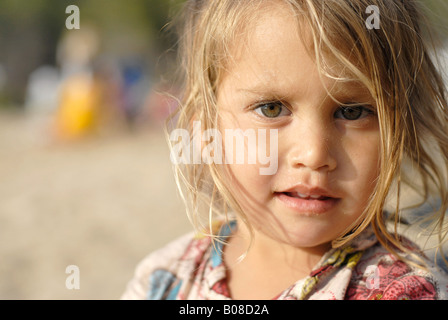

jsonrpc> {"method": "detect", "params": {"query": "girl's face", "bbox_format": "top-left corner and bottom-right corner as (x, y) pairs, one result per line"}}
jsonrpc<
(217, 5), (381, 251)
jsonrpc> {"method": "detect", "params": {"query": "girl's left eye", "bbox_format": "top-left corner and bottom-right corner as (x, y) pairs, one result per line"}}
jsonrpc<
(334, 105), (374, 120)
(253, 102), (291, 118)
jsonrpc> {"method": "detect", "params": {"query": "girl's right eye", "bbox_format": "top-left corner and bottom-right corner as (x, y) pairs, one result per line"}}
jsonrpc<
(253, 102), (291, 118)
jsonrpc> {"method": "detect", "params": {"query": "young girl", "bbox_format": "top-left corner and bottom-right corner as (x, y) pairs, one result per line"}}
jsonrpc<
(122, 0), (448, 300)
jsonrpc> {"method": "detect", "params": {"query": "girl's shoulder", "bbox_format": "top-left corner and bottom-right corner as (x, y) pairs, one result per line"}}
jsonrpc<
(345, 238), (448, 300)
(121, 230), (213, 300)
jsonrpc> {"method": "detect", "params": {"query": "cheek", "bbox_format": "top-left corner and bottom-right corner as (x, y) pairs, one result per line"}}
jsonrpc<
(344, 134), (381, 199)
(357, 137), (380, 177)
(218, 118), (274, 209)
(219, 162), (273, 224)
(219, 114), (267, 180)
(223, 158), (273, 198)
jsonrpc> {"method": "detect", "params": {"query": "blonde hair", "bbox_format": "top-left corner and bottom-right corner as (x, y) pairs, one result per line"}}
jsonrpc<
(167, 0), (448, 266)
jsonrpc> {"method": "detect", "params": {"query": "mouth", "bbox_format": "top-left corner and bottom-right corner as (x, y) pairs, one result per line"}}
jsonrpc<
(274, 191), (340, 215)
(283, 192), (332, 201)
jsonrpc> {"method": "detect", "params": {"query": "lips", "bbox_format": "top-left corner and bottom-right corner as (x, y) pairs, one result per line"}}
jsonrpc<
(274, 186), (340, 215)
(284, 192), (331, 201)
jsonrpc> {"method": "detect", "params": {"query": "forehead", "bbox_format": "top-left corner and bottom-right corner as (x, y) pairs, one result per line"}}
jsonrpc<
(219, 3), (371, 102)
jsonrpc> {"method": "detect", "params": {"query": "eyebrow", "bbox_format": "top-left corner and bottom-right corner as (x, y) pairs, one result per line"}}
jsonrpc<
(233, 90), (284, 107)
(236, 85), (279, 95)
(330, 82), (375, 103)
(236, 82), (374, 104)
(236, 83), (296, 100)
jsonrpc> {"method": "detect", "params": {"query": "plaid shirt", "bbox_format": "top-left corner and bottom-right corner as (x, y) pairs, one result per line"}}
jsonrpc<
(122, 221), (448, 300)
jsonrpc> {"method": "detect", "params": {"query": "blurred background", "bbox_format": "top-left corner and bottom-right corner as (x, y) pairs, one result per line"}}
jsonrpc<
(0, 0), (447, 300)
(0, 0), (191, 300)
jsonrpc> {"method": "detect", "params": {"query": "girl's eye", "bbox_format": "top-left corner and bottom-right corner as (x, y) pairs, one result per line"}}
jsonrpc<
(334, 105), (374, 120)
(254, 102), (291, 118)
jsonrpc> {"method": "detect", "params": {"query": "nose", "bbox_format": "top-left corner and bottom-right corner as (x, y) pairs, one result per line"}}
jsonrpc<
(286, 121), (337, 172)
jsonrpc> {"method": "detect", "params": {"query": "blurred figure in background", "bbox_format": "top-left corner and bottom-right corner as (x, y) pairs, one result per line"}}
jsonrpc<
(119, 57), (150, 130)
(53, 26), (101, 142)
(55, 71), (101, 141)
(140, 82), (180, 130)
(25, 65), (60, 115)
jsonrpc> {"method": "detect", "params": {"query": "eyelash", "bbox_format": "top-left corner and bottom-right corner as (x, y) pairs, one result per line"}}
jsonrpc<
(252, 101), (291, 119)
(334, 105), (376, 120)
(252, 101), (375, 121)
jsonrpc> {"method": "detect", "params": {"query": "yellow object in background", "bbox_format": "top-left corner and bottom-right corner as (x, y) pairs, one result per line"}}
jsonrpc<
(56, 72), (100, 140)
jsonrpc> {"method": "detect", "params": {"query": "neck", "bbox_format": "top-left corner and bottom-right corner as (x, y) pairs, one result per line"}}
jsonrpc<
(223, 219), (331, 299)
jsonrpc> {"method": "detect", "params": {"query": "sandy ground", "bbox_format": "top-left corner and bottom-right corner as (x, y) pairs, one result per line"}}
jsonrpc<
(0, 111), (192, 299)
